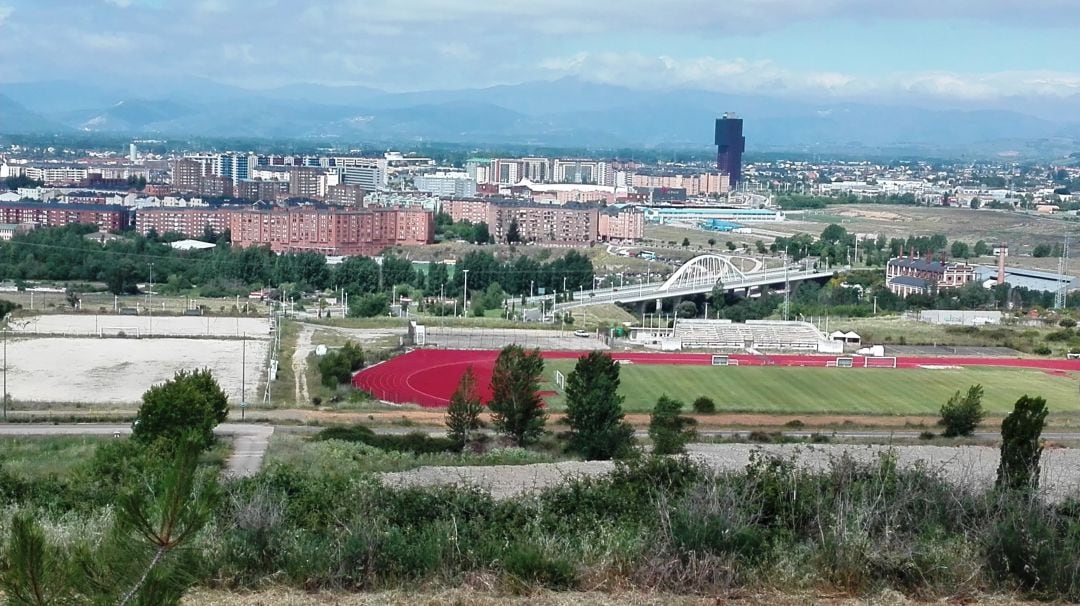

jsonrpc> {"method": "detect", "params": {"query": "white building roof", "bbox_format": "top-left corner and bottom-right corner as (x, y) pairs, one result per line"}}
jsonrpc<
(169, 239), (216, 251)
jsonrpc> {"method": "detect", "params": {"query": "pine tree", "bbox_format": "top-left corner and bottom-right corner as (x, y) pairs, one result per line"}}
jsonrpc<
(996, 395), (1048, 491)
(446, 366), (483, 445)
(564, 351), (635, 460)
(488, 345), (546, 447)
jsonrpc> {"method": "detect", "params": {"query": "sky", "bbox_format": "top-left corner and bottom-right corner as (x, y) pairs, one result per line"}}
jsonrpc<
(0, 0), (1078, 107)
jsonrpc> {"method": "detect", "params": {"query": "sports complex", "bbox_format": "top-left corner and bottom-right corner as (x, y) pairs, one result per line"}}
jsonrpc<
(354, 348), (1080, 415)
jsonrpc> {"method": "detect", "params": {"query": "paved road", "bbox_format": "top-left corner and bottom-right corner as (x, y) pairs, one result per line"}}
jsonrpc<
(0, 423), (274, 479)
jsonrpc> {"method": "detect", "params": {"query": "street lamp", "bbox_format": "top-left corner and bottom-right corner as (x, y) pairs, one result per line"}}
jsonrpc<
(2, 326), (6, 421)
(462, 269), (470, 317)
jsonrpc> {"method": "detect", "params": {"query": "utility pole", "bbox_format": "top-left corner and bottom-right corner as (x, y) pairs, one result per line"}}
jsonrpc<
(241, 333), (246, 421)
(1056, 234), (1070, 309)
(147, 262), (154, 335)
(462, 269), (470, 317)
(2, 327), (6, 422)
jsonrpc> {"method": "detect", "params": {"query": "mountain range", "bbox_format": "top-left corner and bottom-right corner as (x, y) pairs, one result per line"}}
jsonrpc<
(2, 77), (1079, 155)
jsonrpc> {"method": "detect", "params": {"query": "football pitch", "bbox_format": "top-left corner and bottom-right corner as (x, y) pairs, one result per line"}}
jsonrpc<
(543, 362), (1080, 415)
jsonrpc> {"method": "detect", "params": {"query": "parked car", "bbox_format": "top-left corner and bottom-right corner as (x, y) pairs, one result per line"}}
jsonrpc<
(573, 330), (589, 338)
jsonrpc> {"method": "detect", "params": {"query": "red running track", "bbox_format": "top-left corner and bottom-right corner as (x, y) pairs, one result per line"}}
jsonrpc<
(352, 349), (1080, 408)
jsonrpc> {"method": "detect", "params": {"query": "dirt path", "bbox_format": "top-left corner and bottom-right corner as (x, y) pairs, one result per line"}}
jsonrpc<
(292, 324), (314, 406)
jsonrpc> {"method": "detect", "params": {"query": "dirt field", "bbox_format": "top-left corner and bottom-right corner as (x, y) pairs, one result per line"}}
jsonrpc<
(8, 314), (270, 338)
(784, 205), (1073, 261)
(3, 336), (268, 405)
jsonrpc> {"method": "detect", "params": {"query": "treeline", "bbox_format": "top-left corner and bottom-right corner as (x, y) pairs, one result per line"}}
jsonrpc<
(776, 192), (923, 210)
(772, 224), (1004, 267)
(0, 225), (594, 306)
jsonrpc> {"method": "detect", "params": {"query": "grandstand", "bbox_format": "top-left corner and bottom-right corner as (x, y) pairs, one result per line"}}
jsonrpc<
(670, 319), (840, 353)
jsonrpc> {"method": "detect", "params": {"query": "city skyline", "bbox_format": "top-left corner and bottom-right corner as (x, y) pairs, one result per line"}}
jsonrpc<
(1, 1), (1079, 113)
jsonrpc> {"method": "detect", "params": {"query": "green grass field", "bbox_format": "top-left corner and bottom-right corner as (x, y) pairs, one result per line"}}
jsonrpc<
(543, 362), (1080, 415)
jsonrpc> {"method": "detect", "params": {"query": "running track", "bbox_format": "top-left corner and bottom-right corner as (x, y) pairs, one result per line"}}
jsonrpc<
(352, 349), (1080, 408)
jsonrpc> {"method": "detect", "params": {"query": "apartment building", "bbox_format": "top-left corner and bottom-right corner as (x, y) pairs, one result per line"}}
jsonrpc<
(236, 179), (288, 202)
(598, 206), (645, 241)
(442, 198), (491, 224)
(229, 206), (433, 256)
(0, 201), (130, 231)
(325, 184), (367, 207)
(630, 172), (730, 196)
(135, 207), (236, 237)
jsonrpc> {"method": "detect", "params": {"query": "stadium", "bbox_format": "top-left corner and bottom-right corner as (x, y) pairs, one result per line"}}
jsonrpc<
(353, 319), (1080, 416)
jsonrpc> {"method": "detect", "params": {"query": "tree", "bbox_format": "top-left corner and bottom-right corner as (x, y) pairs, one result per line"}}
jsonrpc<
(707, 238), (716, 247)
(1033, 243), (1054, 258)
(64, 288), (80, 309)
(755, 240), (767, 254)
(445, 366), (483, 445)
(648, 396), (697, 455)
(488, 345), (546, 447)
(974, 240), (990, 256)
(996, 395), (1049, 491)
(820, 223), (848, 245)
(506, 219), (522, 244)
(725, 241), (737, 251)
(939, 384), (985, 437)
(132, 369), (229, 450)
(563, 351), (635, 460)
(950, 241), (970, 259)
(1060, 318), (1077, 329)
(317, 342), (364, 388)
(681, 237), (690, 248)
(692, 396), (716, 414)
(970, 197), (981, 209)
(472, 222), (491, 245)
(349, 293), (389, 318)
(0, 436), (213, 605)
(676, 300), (698, 318)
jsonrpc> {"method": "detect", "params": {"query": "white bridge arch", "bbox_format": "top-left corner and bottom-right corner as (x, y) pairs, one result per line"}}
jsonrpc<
(656, 254), (764, 293)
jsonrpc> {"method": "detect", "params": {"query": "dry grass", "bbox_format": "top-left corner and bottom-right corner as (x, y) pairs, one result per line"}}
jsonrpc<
(182, 588), (1042, 605)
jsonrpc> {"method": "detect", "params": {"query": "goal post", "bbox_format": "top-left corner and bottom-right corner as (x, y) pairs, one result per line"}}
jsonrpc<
(711, 355), (739, 367)
(99, 326), (140, 338)
(864, 356), (897, 368)
(554, 370), (566, 390)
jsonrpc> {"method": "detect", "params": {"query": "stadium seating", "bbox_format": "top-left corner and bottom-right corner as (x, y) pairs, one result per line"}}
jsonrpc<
(673, 319), (827, 352)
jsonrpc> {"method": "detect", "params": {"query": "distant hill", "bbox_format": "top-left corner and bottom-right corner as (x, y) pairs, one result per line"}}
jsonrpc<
(0, 94), (68, 134)
(1, 77), (1078, 153)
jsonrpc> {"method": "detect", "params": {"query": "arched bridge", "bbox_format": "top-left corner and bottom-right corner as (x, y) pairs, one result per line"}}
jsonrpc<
(523, 254), (836, 312)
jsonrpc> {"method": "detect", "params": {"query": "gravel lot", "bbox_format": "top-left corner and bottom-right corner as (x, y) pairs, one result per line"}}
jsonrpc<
(382, 443), (1080, 503)
(4, 336), (268, 404)
(10, 314), (270, 338)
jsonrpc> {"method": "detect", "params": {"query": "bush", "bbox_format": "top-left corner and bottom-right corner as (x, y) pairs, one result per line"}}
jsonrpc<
(939, 384), (986, 437)
(1033, 345), (1052, 355)
(692, 396), (717, 414)
(313, 425), (460, 455)
(502, 543), (577, 590)
(317, 342), (364, 388)
(648, 396), (697, 455)
(132, 369), (228, 450)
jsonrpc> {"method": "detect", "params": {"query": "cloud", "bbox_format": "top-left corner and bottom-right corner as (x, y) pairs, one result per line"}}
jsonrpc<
(0, 5), (12, 26)
(104, 0), (133, 7)
(540, 51), (1080, 101)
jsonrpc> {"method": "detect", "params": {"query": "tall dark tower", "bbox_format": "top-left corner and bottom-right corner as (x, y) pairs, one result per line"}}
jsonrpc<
(714, 113), (745, 189)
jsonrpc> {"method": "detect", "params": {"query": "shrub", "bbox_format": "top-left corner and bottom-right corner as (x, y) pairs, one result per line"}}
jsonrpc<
(784, 419), (805, 428)
(313, 425), (460, 455)
(919, 431), (936, 440)
(648, 396), (697, 455)
(1033, 345), (1052, 355)
(939, 384), (986, 437)
(501, 543), (576, 590)
(1059, 318), (1077, 329)
(996, 395), (1048, 492)
(132, 369), (228, 450)
(692, 396), (717, 414)
(317, 342), (364, 388)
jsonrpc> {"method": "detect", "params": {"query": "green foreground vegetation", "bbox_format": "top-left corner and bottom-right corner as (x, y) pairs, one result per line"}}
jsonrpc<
(3, 433), (1080, 602)
(542, 363), (1080, 415)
